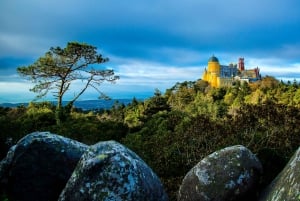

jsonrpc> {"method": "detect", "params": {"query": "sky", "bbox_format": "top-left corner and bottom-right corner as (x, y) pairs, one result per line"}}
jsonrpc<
(0, 0), (300, 103)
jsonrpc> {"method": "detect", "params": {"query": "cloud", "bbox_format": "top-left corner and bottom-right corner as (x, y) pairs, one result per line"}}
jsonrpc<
(0, 82), (36, 103)
(0, 0), (300, 102)
(112, 56), (202, 79)
(0, 32), (55, 57)
(230, 56), (300, 80)
(100, 57), (203, 98)
(2, 0), (298, 58)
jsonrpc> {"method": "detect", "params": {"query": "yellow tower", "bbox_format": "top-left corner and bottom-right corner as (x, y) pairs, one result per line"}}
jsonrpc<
(202, 55), (221, 87)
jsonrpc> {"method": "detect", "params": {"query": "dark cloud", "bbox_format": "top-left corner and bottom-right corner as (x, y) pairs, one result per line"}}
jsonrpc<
(0, 57), (35, 80)
(1, 0), (299, 59)
(0, 0), (300, 102)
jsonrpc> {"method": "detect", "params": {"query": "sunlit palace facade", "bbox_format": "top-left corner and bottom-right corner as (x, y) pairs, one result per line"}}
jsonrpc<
(202, 55), (261, 87)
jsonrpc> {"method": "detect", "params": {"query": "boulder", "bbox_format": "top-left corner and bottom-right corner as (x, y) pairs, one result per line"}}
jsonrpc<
(259, 147), (300, 201)
(0, 144), (16, 189)
(58, 140), (168, 201)
(0, 132), (88, 201)
(178, 145), (263, 201)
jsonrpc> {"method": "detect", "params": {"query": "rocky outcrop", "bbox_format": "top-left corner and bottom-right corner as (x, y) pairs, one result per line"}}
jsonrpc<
(0, 133), (168, 201)
(58, 140), (168, 201)
(6, 132), (297, 201)
(178, 145), (263, 201)
(259, 147), (300, 201)
(0, 132), (88, 201)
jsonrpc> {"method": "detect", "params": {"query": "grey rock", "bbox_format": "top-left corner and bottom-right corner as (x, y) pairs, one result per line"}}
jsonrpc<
(178, 145), (263, 201)
(0, 132), (88, 201)
(0, 145), (16, 186)
(259, 147), (300, 201)
(58, 140), (168, 201)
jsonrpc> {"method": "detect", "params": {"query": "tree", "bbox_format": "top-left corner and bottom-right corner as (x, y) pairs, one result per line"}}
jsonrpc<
(17, 42), (119, 124)
(144, 89), (170, 117)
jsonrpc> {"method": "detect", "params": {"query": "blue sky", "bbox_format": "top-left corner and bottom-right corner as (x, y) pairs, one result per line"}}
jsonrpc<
(1, 0), (300, 103)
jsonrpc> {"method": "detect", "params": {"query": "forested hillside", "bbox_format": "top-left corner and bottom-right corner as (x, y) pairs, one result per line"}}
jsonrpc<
(1, 76), (300, 200)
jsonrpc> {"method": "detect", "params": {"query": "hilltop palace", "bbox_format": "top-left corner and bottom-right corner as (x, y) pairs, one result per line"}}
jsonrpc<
(202, 55), (261, 88)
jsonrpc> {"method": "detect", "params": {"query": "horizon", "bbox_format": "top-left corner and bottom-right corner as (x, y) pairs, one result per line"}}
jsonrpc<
(0, 97), (144, 105)
(0, 75), (299, 104)
(1, 0), (300, 103)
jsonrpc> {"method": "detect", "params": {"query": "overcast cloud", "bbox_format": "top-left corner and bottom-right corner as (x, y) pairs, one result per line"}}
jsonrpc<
(0, 0), (300, 102)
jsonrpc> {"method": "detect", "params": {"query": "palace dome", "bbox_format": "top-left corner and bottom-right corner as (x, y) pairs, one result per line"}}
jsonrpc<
(208, 55), (219, 62)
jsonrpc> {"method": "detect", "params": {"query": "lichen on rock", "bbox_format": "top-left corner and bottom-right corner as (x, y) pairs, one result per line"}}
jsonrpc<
(58, 140), (168, 201)
(259, 146), (300, 201)
(178, 145), (263, 201)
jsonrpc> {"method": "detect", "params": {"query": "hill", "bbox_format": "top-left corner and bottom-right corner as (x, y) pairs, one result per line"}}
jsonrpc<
(0, 76), (300, 200)
(0, 99), (133, 111)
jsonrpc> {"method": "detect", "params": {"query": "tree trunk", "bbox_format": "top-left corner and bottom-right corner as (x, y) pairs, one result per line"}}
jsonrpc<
(55, 94), (63, 126)
(55, 107), (62, 126)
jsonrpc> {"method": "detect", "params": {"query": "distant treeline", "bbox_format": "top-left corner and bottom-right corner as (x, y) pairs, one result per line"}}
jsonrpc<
(0, 99), (134, 111)
(1, 76), (300, 200)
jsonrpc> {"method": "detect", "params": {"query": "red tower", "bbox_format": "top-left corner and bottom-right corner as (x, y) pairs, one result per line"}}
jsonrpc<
(238, 58), (245, 71)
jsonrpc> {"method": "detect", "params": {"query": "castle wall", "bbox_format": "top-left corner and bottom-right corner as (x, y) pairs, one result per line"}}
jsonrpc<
(208, 61), (220, 75)
(220, 65), (238, 78)
(219, 78), (234, 87)
(202, 56), (261, 88)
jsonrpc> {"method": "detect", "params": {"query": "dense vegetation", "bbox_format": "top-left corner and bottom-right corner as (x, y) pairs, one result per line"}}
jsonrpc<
(1, 76), (300, 200)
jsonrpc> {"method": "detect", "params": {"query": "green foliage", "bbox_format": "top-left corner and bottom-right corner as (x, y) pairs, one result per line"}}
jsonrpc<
(1, 76), (300, 200)
(123, 99), (145, 129)
(121, 78), (300, 199)
(0, 193), (9, 201)
(144, 89), (170, 117)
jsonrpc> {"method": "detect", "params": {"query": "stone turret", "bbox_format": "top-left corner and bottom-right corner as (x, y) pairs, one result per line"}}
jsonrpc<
(202, 55), (221, 87)
(238, 58), (245, 71)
